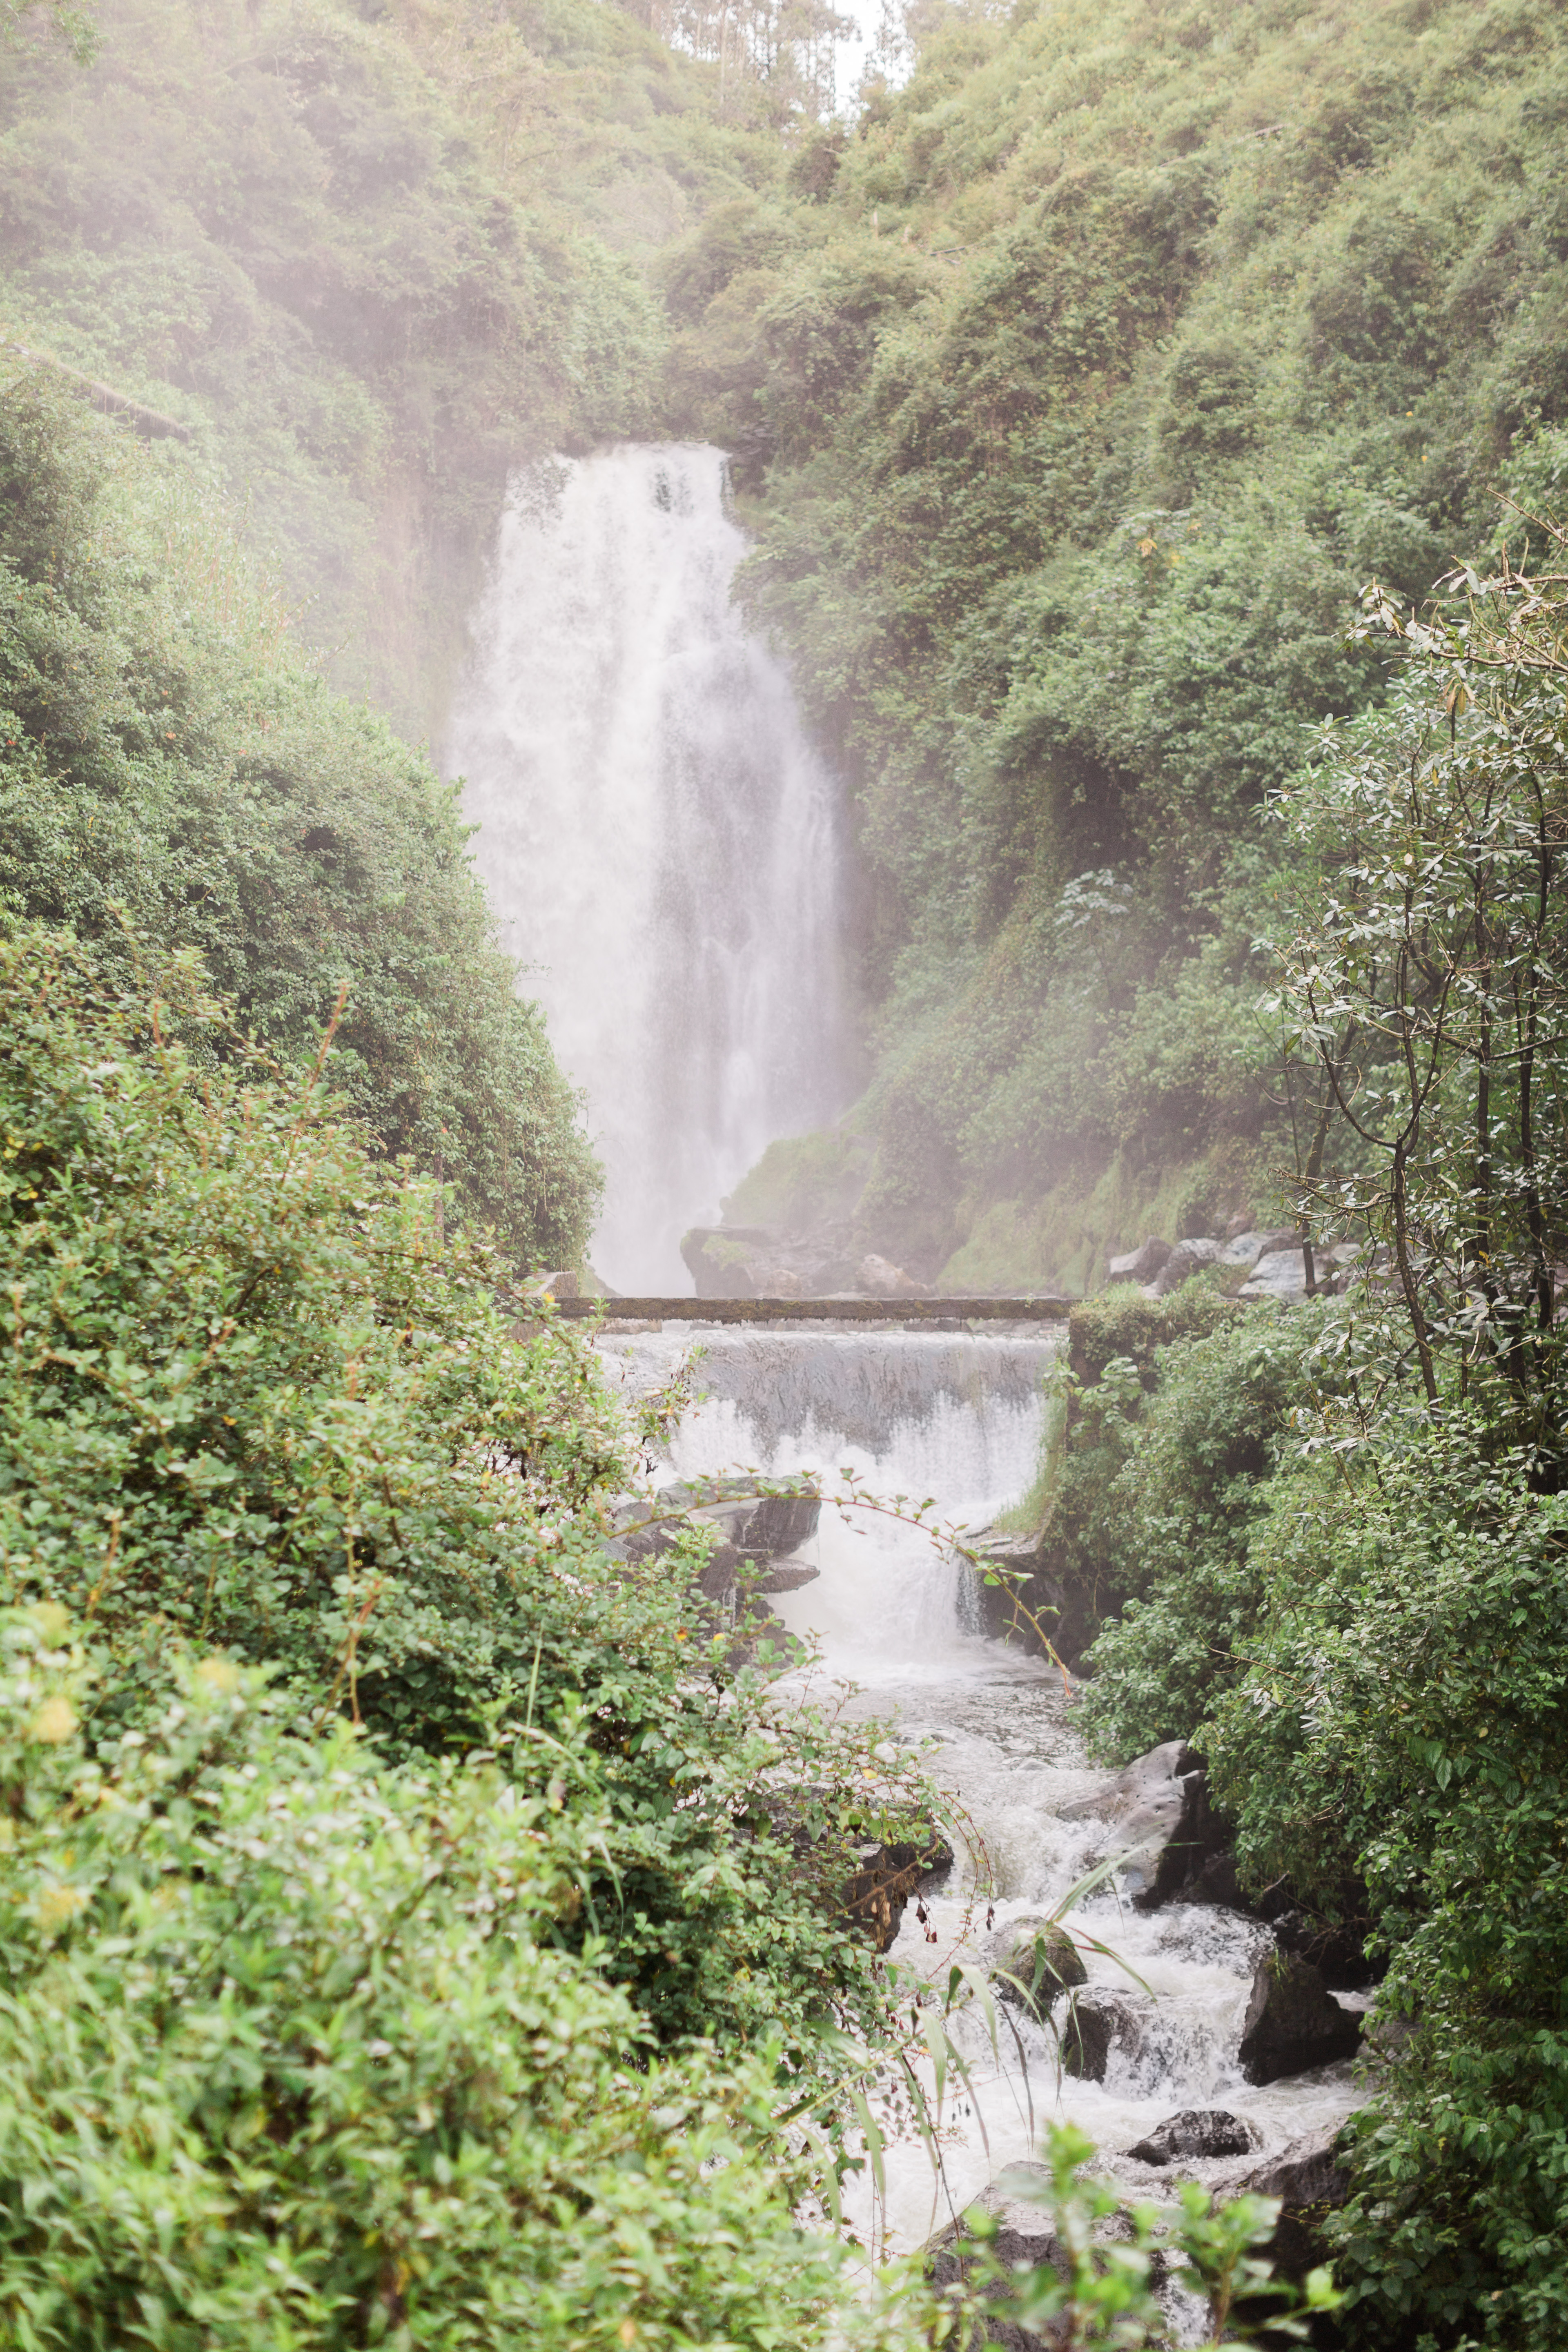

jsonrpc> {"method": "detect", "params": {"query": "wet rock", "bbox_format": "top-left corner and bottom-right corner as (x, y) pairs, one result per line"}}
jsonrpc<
(751, 1557), (819, 1595)
(992, 1922), (1087, 2023)
(1270, 1905), (1373, 1991)
(1231, 2126), (1350, 2279)
(842, 1832), (955, 1950)
(969, 1528), (1077, 1666)
(1125, 2109), (1261, 2165)
(1151, 1237), (1225, 1295)
(1237, 1241), (1359, 1302)
(680, 1222), (860, 1299)
(1059, 1989), (1151, 2082)
(1239, 1952), (1363, 2085)
(926, 2163), (1066, 2352)
(1059, 1740), (1221, 1909)
(1183, 1846), (1246, 1908)
(1107, 1236), (1172, 1285)
(618, 1477), (821, 1571)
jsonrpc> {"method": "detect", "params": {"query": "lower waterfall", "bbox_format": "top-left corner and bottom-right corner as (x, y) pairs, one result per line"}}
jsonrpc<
(447, 444), (847, 1293)
(601, 1319), (1369, 2281)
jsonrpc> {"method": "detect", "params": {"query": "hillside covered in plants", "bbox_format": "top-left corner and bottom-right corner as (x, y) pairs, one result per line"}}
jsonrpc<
(669, 0), (1568, 1287)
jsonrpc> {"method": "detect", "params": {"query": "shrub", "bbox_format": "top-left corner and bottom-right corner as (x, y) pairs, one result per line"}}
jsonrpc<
(0, 1607), (925, 2352)
(0, 377), (600, 1268)
(0, 921), (935, 2066)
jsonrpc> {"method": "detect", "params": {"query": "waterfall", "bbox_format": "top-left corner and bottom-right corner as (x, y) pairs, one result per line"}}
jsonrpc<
(448, 445), (847, 1292)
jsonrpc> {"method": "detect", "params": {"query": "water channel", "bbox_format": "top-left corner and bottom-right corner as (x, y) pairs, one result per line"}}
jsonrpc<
(600, 1319), (1365, 2271)
(456, 442), (1367, 2293)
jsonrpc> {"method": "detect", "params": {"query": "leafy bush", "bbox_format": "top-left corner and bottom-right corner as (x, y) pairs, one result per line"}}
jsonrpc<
(0, 1607), (925, 2352)
(1206, 1430), (1568, 2348)
(0, 921), (932, 2065)
(670, 0), (1568, 1284)
(1078, 1303), (1334, 1763)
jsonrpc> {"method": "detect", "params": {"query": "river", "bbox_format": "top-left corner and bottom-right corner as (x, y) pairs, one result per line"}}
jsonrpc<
(454, 443), (1365, 2287)
(598, 1318), (1366, 2270)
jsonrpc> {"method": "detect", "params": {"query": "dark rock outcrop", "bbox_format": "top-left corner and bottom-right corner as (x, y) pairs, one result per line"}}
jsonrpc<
(1230, 2126), (1351, 2279)
(1239, 1953), (1363, 2085)
(1060, 1740), (1223, 1908)
(1271, 1904), (1374, 1991)
(842, 1832), (954, 1950)
(1125, 2109), (1261, 2165)
(970, 1526), (1080, 1666)
(1059, 1989), (1152, 2082)
(992, 1922), (1087, 2023)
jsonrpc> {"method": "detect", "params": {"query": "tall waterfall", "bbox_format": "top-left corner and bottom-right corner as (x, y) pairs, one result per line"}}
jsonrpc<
(448, 445), (847, 1292)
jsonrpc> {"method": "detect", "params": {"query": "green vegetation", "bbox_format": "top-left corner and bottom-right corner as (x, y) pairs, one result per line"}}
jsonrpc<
(0, 917), (950, 2343)
(664, 0), (1568, 1285)
(7, 0), (1568, 2340)
(0, 1614), (913, 2350)
(0, 374), (599, 1263)
(1020, 554), (1568, 2346)
(0, 0), (763, 737)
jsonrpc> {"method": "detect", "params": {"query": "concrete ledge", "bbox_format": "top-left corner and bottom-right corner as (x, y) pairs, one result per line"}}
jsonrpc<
(547, 1294), (1074, 1323)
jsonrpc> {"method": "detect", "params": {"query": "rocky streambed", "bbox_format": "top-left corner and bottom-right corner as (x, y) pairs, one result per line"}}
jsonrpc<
(596, 1317), (1375, 2316)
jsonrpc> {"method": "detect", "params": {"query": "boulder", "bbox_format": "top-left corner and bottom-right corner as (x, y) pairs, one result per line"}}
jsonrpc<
(1217, 1225), (1296, 1270)
(857, 1252), (931, 1298)
(751, 1558), (819, 1595)
(992, 1921), (1087, 2023)
(1059, 1740), (1221, 1908)
(680, 1222), (864, 1298)
(1107, 1236), (1172, 1285)
(1059, 1989), (1152, 2082)
(969, 1528), (1082, 1666)
(927, 2163), (1065, 2352)
(681, 1225), (767, 1297)
(1230, 2126), (1350, 2279)
(1151, 1237), (1225, 1295)
(1239, 1952), (1363, 2085)
(1124, 2109), (1261, 2165)
(1238, 1241), (1358, 1302)
(1271, 1904), (1373, 1991)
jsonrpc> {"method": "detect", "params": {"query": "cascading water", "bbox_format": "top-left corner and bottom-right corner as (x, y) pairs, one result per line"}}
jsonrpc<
(452, 432), (1364, 2309)
(600, 1318), (1370, 2281)
(448, 444), (846, 1292)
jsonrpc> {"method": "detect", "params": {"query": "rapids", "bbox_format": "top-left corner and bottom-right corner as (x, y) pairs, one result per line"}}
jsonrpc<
(457, 438), (1365, 2287)
(601, 1319), (1367, 2267)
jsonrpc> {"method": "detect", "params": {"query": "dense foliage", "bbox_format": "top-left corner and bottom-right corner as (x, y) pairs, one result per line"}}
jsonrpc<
(0, 919), (938, 2062)
(665, 0), (1568, 1286)
(0, 376), (600, 1263)
(1027, 554), (1568, 2347)
(0, 1611), (924, 2351)
(0, 0), (760, 734)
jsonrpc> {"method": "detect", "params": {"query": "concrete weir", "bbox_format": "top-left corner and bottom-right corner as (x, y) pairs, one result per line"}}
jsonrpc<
(550, 1294), (1074, 1324)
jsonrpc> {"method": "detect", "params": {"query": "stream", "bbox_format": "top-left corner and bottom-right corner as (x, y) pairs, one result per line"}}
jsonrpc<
(455, 438), (1366, 2285)
(600, 1318), (1366, 2268)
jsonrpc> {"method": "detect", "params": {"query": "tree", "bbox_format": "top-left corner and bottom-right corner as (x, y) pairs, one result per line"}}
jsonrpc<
(1265, 540), (1568, 1474)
